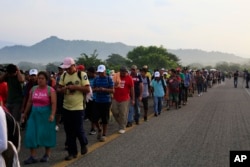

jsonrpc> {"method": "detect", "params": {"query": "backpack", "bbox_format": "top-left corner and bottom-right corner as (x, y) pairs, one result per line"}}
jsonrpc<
(4, 110), (21, 152)
(160, 78), (166, 93)
(169, 78), (179, 92)
(62, 71), (82, 82)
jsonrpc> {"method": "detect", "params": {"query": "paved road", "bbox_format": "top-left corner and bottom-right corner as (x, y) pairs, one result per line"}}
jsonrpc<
(19, 78), (250, 167)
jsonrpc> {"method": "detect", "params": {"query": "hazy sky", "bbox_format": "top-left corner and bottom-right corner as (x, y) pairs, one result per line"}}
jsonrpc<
(1, 0), (250, 57)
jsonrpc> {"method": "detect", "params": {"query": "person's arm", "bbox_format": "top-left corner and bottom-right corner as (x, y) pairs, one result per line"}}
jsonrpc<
(130, 86), (135, 105)
(16, 67), (24, 83)
(67, 84), (90, 94)
(49, 91), (57, 122)
(22, 91), (33, 121)
(0, 107), (8, 153)
(139, 82), (143, 101)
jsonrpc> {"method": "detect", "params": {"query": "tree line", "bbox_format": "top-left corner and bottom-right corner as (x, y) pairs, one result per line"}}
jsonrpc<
(14, 45), (250, 73)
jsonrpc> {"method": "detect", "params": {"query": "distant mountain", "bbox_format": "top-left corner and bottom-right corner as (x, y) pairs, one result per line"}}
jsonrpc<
(0, 36), (249, 66)
(168, 49), (249, 66)
(0, 36), (135, 64)
(0, 40), (17, 49)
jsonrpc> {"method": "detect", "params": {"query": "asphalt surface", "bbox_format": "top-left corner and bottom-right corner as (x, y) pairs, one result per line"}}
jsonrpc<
(19, 78), (250, 167)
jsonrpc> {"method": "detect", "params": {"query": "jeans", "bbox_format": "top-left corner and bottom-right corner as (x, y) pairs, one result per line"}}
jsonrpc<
(63, 108), (88, 156)
(197, 84), (202, 95)
(234, 79), (238, 88)
(128, 98), (140, 123)
(153, 96), (163, 115)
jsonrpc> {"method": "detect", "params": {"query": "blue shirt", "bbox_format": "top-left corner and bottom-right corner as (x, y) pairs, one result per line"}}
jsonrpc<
(89, 77), (96, 100)
(150, 79), (166, 97)
(93, 76), (114, 103)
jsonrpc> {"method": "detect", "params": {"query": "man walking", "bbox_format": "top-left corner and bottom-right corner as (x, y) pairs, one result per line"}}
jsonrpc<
(57, 57), (90, 160)
(112, 66), (134, 134)
(127, 65), (143, 126)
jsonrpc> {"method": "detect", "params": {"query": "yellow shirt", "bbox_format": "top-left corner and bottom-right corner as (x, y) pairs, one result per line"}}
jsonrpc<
(146, 72), (152, 80)
(59, 72), (90, 110)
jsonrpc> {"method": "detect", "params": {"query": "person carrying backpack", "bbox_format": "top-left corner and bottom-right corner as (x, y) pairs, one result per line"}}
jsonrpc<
(57, 57), (90, 160)
(150, 71), (167, 116)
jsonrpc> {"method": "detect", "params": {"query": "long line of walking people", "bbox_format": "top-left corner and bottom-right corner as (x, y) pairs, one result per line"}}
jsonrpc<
(0, 58), (222, 166)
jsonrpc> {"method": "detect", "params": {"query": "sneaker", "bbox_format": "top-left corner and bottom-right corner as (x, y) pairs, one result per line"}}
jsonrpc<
(97, 130), (102, 140)
(40, 154), (49, 162)
(81, 145), (88, 155)
(118, 129), (125, 134)
(64, 154), (77, 161)
(100, 136), (106, 142)
(154, 113), (158, 117)
(24, 156), (38, 164)
(55, 125), (59, 131)
(89, 129), (96, 135)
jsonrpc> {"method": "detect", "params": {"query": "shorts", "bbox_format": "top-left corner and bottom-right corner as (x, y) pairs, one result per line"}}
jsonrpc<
(169, 93), (179, 102)
(93, 102), (111, 124)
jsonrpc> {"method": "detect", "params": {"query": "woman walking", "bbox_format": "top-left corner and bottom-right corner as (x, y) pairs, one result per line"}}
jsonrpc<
(22, 71), (57, 164)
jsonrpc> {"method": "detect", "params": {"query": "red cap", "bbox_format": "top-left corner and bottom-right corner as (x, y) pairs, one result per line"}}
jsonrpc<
(176, 67), (181, 71)
(77, 65), (85, 71)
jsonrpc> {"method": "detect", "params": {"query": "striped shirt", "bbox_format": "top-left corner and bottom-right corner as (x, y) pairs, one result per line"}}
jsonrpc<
(93, 76), (114, 103)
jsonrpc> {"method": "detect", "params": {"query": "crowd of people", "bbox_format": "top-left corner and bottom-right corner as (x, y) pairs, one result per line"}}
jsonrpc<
(0, 57), (226, 166)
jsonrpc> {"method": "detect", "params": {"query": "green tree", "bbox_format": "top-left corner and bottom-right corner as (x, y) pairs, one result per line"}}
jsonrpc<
(46, 63), (58, 72)
(105, 53), (130, 71)
(76, 50), (104, 69)
(127, 46), (180, 70)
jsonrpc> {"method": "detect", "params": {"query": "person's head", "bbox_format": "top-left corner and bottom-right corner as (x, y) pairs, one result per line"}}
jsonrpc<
(87, 66), (96, 78)
(160, 68), (165, 75)
(37, 71), (49, 87)
(154, 71), (160, 80)
(143, 65), (148, 71)
(183, 67), (188, 73)
(170, 69), (176, 77)
(57, 65), (64, 75)
(140, 68), (147, 77)
(97, 64), (106, 77)
(60, 57), (76, 75)
(130, 65), (137, 75)
(77, 65), (85, 72)
(29, 69), (38, 82)
(6, 64), (18, 75)
(176, 67), (181, 74)
(120, 66), (128, 77)
(196, 70), (201, 75)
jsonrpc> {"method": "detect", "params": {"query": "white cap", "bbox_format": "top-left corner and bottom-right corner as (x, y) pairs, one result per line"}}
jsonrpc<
(29, 69), (38, 75)
(97, 65), (106, 73)
(60, 57), (75, 69)
(154, 71), (160, 77)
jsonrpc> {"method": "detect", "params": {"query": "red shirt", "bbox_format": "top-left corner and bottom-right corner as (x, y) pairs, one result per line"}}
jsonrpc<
(113, 75), (134, 102)
(0, 82), (8, 105)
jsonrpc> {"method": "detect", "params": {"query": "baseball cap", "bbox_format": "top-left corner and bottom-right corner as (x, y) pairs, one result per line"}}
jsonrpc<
(77, 65), (85, 71)
(97, 65), (106, 73)
(131, 65), (137, 70)
(154, 71), (160, 77)
(60, 57), (75, 69)
(29, 69), (38, 75)
(176, 67), (181, 71)
(120, 66), (128, 72)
